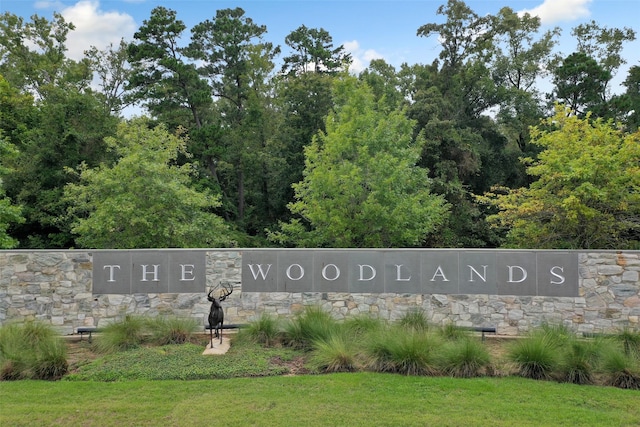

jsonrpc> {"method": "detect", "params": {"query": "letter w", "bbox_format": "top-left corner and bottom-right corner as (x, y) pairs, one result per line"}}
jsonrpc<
(248, 264), (272, 280)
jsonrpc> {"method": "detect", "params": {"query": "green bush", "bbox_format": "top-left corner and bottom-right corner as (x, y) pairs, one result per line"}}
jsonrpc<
(614, 328), (640, 359)
(147, 317), (198, 345)
(342, 313), (385, 337)
(94, 315), (146, 353)
(365, 326), (442, 376)
(0, 322), (68, 380)
(311, 332), (360, 373)
(508, 332), (559, 380)
(558, 338), (601, 385)
(600, 347), (640, 390)
(398, 309), (430, 332)
(438, 337), (491, 378)
(282, 306), (338, 350)
(439, 323), (470, 341)
(237, 313), (283, 347)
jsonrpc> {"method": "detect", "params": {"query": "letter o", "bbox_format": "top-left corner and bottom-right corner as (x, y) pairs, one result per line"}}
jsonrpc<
(286, 264), (305, 281)
(322, 264), (340, 281)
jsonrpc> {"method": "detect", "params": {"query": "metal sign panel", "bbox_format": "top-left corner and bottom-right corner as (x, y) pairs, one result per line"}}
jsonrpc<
(93, 250), (205, 294)
(242, 249), (579, 297)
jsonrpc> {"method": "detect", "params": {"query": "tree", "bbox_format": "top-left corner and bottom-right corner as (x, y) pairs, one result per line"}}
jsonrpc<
(0, 75), (27, 247)
(126, 7), (211, 129)
(551, 52), (611, 116)
(480, 107), (640, 249)
(0, 12), (92, 100)
(85, 39), (133, 116)
(187, 7), (280, 228)
(65, 119), (230, 249)
(491, 7), (559, 156)
(270, 77), (449, 248)
(572, 20), (636, 83)
(281, 25), (351, 75)
(4, 86), (117, 248)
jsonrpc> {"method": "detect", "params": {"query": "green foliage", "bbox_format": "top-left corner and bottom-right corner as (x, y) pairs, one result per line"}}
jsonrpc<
(558, 338), (601, 385)
(508, 332), (559, 380)
(236, 313), (283, 347)
(282, 306), (339, 350)
(364, 326), (443, 376)
(398, 309), (431, 332)
(146, 317), (198, 346)
(311, 332), (360, 373)
(482, 107), (640, 249)
(272, 76), (448, 247)
(342, 313), (385, 337)
(439, 323), (471, 341)
(66, 340), (296, 381)
(65, 119), (230, 248)
(599, 346), (640, 390)
(615, 327), (640, 358)
(94, 315), (147, 353)
(438, 337), (491, 378)
(0, 322), (68, 380)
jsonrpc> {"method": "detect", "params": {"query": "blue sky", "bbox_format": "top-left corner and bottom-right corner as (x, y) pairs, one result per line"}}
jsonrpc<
(2, 0), (639, 92)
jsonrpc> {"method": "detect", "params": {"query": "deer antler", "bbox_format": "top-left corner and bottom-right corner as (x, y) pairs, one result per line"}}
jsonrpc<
(218, 282), (234, 302)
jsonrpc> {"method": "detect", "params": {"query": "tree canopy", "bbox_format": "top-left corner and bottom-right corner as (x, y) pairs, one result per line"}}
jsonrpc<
(64, 119), (230, 248)
(0, 2), (638, 250)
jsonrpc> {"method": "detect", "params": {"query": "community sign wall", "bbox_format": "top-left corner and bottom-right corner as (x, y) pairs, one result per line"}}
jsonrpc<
(1, 249), (638, 336)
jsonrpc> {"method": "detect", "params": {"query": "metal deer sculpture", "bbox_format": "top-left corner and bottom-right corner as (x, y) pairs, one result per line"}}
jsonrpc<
(207, 283), (233, 346)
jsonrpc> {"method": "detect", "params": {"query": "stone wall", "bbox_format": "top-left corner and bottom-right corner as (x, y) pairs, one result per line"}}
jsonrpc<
(0, 250), (638, 335)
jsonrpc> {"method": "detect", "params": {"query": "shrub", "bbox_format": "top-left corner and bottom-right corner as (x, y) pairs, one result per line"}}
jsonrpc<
(439, 323), (470, 341)
(0, 322), (68, 380)
(558, 338), (601, 385)
(614, 328), (640, 359)
(365, 326), (442, 376)
(397, 309), (430, 332)
(539, 322), (573, 347)
(342, 314), (384, 338)
(311, 332), (360, 373)
(282, 306), (338, 350)
(508, 333), (559, 380)
(600, 347), (640, 390)
(33, 339), (69, 380)
(95, 315), (146, 353)
(439, 337), (491, 378)
(147, 317), (198, 345)
(238, 313), (283, 347)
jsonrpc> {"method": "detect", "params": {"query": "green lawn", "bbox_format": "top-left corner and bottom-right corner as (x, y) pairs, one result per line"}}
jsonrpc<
(1, 373), (639, 426)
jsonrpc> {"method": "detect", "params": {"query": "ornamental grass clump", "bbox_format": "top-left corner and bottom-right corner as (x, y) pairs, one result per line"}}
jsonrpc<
(600, 346), (640, 390)
(365, 326), (442, 376)
(438, 337), (492, 378)
(95, 315), (146, 353)
(398, 309), (430, 332)
(342, 313), (385, 338)
(439, 323), (470, 341)
(508, 332), (559, 380)
(0, 322), (68, 380)
(311, 332), (361, 373)
(558, 337), (602, 385)
(615, 327), (640, 359)
(282, 306), (338, 350)
(238, 313), (283, 347)
(147, 316), (198, 345)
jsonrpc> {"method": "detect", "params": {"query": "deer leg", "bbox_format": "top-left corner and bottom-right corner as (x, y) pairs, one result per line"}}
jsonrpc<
(220, 320), (223, 344)
(209, 325), (213, 348)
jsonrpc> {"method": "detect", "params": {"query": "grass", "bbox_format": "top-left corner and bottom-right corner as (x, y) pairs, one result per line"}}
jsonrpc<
(2, 313), (639, 425)
(1, 374), (639, 426)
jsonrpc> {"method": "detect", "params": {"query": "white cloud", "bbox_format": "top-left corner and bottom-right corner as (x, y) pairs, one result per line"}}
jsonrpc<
(343, 40), (384, 74)
(519, 0), (592, 25)
(60, 0), (136, 60)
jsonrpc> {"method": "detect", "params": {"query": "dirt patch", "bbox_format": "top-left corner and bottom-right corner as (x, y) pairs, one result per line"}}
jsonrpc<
(270, 355), (311, 376)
